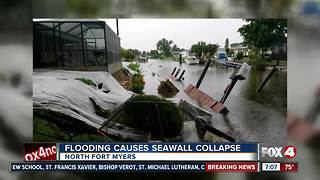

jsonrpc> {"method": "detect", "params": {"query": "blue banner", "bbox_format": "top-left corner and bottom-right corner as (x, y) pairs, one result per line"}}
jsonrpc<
(11, 161), (207, 172)
(59, 143), (257, 153)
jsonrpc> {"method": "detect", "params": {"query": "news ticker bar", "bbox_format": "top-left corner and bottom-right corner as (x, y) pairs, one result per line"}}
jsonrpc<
(24, 143), (258, 161)
(11, 162), (298, 172)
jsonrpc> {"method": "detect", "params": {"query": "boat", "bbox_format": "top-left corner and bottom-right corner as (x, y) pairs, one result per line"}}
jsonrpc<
(185, 55), (199, 65)
(139, 56), (148, 63)
(217, 51), (228, 61)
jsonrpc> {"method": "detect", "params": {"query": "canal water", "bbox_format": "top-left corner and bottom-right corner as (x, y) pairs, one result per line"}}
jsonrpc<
(131, 59), (287, 146)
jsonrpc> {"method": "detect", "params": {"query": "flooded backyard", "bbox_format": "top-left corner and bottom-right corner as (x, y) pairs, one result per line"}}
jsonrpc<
(126, 59), (287, 146)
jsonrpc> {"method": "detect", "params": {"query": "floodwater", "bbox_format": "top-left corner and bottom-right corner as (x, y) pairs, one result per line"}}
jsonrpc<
(134, 59), (287, 146)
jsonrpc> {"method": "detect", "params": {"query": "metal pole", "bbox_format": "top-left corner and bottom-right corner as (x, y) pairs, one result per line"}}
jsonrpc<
(52, 22), (58, 66)
(116, 18), (119, 36)
(103, 23), (108, 71)
(256, 66), (277, 93)
(58, 23), (64, 66)
(196, 58), (212, 88)
(80, 22), (86, 66)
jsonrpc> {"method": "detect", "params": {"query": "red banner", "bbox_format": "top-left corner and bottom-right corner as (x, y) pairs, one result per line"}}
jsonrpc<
(280, 162), (298, 172)
(24, 143), (57, 161)
(206, 162), (258, 172)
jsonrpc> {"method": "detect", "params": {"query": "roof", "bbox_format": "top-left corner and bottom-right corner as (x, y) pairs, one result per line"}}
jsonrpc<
(33, 19), (105, 23)
(33, 19), (109, 39)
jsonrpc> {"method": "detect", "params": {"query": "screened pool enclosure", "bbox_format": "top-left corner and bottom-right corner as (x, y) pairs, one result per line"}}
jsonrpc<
(33, 20), (121, 72)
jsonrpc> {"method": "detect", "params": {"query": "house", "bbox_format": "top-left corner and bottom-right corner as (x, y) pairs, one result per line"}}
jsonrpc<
(179, 50), (190, 58)
(33, 19), (122, 73)
(230, 42), (249, 57)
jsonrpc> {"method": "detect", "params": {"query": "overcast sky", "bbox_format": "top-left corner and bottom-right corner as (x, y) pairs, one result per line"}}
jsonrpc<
(103, 19), (245, 52)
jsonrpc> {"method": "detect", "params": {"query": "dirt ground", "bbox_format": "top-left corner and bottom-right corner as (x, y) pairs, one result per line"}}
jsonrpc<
(112, 68), (131, 90)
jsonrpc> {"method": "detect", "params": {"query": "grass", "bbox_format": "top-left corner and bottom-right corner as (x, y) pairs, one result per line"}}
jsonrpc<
(75, 78), (96, 87)
(33, 116), (70, 141)
(33, 115), (107, 142)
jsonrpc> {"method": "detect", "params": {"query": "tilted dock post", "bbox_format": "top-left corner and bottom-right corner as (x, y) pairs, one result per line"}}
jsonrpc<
(195, 118), (235, 142)
(256, 66), (277, 93)
(178, 70), (185, 81)
(196, 58), (212, 88)
(171, 67), (177, 75)
(174, 68), (181, 77)
(220, 78), (239, 104)
(220, 62), (251, 104)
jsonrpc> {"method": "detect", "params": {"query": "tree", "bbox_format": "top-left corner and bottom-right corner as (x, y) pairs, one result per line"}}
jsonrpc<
(120, 48), (126, 59)
(149, 50), (161, 59)
(141, 51), (147, 57)
(120, 48), (141, 61)
(191, 41), (219, 58)
(235, 51), (244, 60)
(171, 44), (180, 52)
(156, 38), (173, 57)
(225, 38), (230, 55)
(129, 49), (141, 58)
(191, 41), (206, 58)
(238, 19), (287, 57)
(121, 48), (135, 61)
(206, 43), (219, 56)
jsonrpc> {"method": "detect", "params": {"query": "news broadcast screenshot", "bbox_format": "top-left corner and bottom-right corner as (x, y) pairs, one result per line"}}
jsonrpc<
(2, 1), (320, 180)
(10, 18), (292, 173)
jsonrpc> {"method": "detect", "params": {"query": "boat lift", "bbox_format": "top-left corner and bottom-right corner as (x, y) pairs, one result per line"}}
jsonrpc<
(184, 58), (251, 114)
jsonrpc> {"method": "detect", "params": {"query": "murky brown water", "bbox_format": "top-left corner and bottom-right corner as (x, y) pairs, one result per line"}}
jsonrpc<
(131, 59), (287, 146)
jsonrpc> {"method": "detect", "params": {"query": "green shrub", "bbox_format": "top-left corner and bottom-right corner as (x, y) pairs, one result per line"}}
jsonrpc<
(129, 73), (145, 94)
(251, 57), (269, 70)
(235, 51), (244, 60)
(75, 78), (96, 87)
(128, 62), (140, 72)
(118, 95), (183, 139)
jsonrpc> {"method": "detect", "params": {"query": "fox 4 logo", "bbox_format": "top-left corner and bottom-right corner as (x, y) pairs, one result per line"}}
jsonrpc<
(261, 145), (297, 159)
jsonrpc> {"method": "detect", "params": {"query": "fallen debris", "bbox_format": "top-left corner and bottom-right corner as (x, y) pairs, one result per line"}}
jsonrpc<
(178, 100), (235, 142)
(184, 84), (228, 114)
(158, 79), (179, 98)
(112, 68), (132, 89)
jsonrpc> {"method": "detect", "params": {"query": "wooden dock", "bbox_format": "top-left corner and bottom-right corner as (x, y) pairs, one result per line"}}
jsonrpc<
(214, 59), (242, 68)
